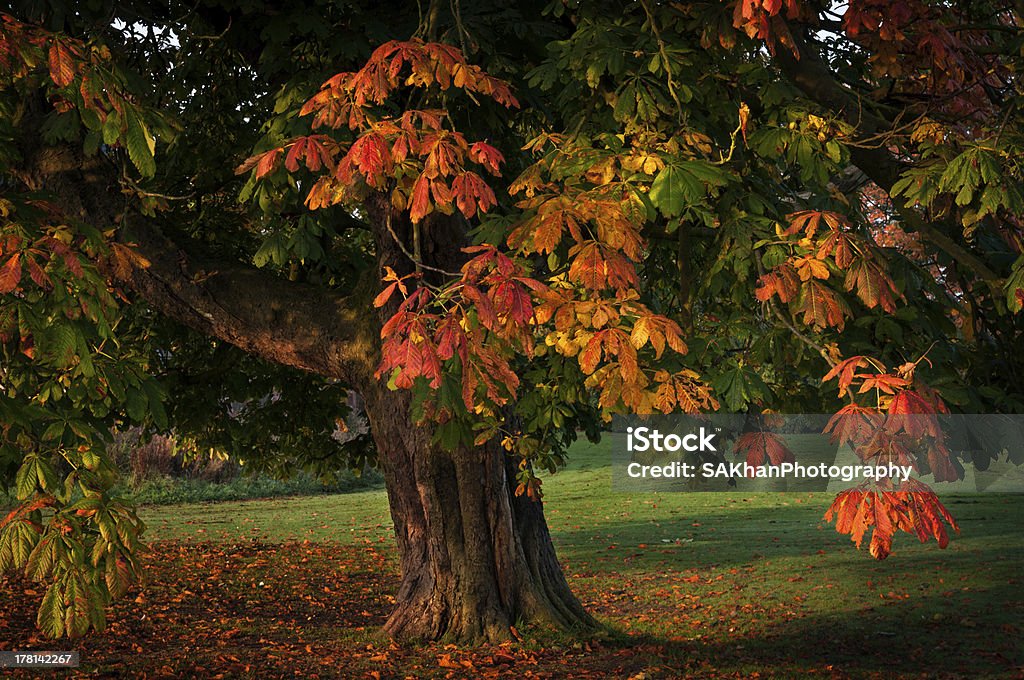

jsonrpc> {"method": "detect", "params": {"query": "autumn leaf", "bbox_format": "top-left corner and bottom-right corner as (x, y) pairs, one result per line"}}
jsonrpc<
(25, 255), (51, 289)
(793, 254), (830, 281)
(48, 40), (77, 88)
(785, 210), (845, 238)
(824, 403), (884, 447)
(795, 280), (848, 329)
(373, 282), (401, 308)
(817, 230), (858, 268)
(735, 431), (795, 469)
(822, 355), (870, 397)
(886, 390), (944, 439)
(755, 262), (799, 303)
(0, 252), (22, 293)
(858, 373), (909, 395)
(844, 257), (901, 312)
(490, 280), (533, 325)
(468, 141), (504, 175)
(451, 172), (496, 218)
(568, 242), (638, 291)
(409, 174), (432, 223)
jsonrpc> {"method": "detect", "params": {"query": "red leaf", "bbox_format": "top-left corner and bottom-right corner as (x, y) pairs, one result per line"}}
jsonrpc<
(463, 284), (498, 329)
(393, 339), (424, 389)
(430, 178), (453, 208)
(755, 262), (799, 303)
(735, 432), (795, 469)
(25, 255), (52, 289)
(886, 390), (943, 438)
(285, 138), (307, 172)
(858, 373), (909, 395)
(490, 280), (533, 325)
(824, 403), (883, 447)
(420, 341), (443, 388)
(469, 142), (504, 175)
(0, 253), (22, 293)
(579, 333), (604, 374)
(409, 174), (432, 223)
(48, 40), (76, 88)
(451, 172), (496, 218)
(257, 148), (281, 178)
(62, 252), (84, 278)
(346, 133), (390, 186)
(435, 315), (465, 360)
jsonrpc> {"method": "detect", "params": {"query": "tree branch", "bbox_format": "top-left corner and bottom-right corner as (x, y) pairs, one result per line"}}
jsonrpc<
(772, 19), (1004, 289)
(126, 218), (378, 383)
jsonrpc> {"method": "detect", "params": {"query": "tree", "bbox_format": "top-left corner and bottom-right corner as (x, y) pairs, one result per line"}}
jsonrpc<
(1, 0), (1023, 642)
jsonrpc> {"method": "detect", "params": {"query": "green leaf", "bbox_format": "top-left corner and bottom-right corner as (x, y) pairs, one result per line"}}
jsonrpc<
(124, 387), (147, 422)
(0, 527), (12, 572)
(38, 582), (66, 639)
(10, 520), (37, 571)
(613, 83), (637, 122)
(1006, 256), (1024, 313)
(41, 420), (66, 442)
(102, 111), (121, 146)
(44, 324), (78, 368)
(35, 457), (60, 492)
(650, 165), (687, 217)
(105, 553), (130, 598)
(142, 379), (168, 429)
(26, 535), (56, 580)
(15, 456), (39, 500)
(125, 108), (156, 178)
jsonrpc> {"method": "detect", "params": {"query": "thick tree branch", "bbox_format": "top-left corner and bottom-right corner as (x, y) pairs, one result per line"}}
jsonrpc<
(772, 20), (1004, 289)
(126, 219), (378, 383)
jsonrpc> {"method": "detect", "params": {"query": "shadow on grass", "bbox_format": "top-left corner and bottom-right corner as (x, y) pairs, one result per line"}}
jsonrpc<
(551, 495), (1024, 575)
(599, 581), (1023, 678)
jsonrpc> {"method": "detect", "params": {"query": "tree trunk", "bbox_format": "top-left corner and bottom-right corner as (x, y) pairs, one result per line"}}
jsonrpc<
(362, 383), (598, 643)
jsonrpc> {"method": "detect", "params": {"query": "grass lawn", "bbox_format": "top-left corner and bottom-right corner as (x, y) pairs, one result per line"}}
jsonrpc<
(2, 439), (1022, 678)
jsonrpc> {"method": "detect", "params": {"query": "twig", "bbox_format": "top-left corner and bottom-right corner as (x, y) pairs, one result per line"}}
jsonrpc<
(639, 0), (683, 123)
(756, 258), (837, 367)
(384, 210), (460, 277)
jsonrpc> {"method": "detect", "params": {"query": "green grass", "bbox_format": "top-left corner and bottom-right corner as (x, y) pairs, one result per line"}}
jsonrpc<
(132, 439), (1024, 676)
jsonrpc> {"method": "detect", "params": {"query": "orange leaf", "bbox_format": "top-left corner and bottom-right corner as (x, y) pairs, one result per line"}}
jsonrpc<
(822, 355), (869, 397)
(48, 40), (76, 88)
(0, 253), (22, 294)
(796, 280), (848, 330)
(251, 148), (282, 179)
(857, 373), (909, 395)
(469, 141), (504, 175)
(409, 174), (432, 223)
(373, 281), (401, 308)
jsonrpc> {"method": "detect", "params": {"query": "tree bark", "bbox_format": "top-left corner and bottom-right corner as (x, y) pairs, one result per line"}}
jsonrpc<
(362, 383), (598, 642)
